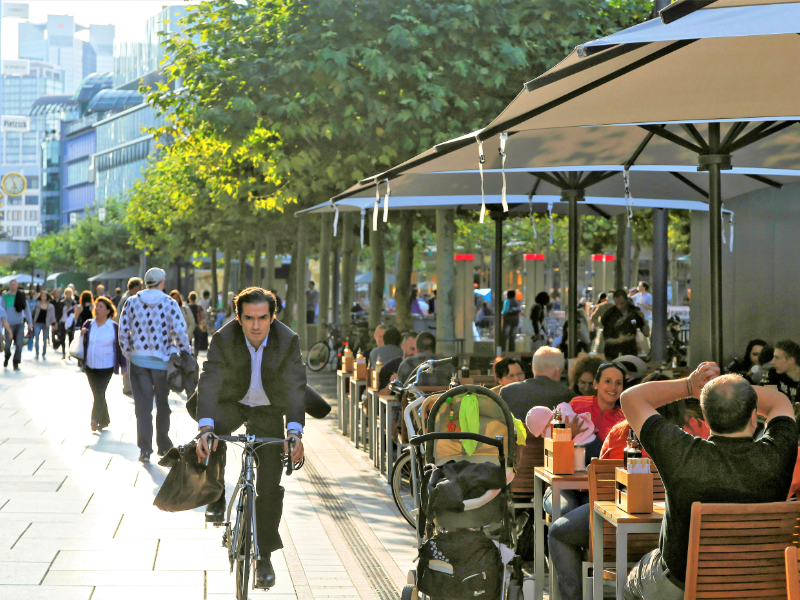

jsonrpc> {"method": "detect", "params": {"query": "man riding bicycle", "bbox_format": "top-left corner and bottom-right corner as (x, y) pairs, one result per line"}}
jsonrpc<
(194, 287), (306, 589)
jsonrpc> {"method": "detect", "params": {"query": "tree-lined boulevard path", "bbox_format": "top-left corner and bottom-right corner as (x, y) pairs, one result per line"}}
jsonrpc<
(0, 359), (415, 599)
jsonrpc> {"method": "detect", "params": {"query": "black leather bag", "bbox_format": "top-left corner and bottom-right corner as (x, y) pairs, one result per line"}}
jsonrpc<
(153, 439), (225, 512)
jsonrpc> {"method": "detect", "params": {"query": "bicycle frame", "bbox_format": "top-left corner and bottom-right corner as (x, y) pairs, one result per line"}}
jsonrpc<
(403, 393), (428, 536)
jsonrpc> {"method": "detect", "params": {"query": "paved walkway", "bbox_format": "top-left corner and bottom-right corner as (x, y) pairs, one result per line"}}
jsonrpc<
(0, 353), (416, 599)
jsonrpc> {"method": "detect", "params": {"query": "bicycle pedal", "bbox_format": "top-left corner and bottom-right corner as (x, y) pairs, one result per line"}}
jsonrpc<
(213, 521), (228, 528)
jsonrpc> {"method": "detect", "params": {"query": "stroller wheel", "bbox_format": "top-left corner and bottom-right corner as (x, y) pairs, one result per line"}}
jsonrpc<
(401, 584), (418, 600)
(406, 569), (417, 585)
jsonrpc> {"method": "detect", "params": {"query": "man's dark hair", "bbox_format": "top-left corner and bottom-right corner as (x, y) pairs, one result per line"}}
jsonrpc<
(506, 290), (516, 300)
(613, 288), (628, 299)
(598, 293), (607, 302)
(401, 331), (418, 343)
(700, 374), (758, 434)
(775, 339), (800, 366)
(235, 287), (276, 319)
(638, 281), (650, 291)
(127, 277), (143, 292)
(188, 291), (198, 303)
(494, 357), (520, 381)
(203, 290), (210, 299)
(309, 281), (315, 287)
(416, 332), (436, 354)
(535, 291), (550, 305)
(382, 327), (401, 346)
(758, 344), (775, 366)
(114, 287), (121, 295)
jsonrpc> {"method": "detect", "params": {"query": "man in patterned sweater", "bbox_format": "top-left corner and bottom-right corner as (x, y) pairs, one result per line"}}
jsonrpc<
(119, 268), (192, 463)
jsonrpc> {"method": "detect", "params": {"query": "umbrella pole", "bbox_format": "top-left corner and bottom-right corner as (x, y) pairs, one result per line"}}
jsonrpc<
(494, 213), (504, 354)
(564, 189), (583, 359)
(652, 208), (669, 364)
(703, 123), (727, 366)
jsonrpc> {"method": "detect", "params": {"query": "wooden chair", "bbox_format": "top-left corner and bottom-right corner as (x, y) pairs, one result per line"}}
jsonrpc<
(786, 546), (800, 600)
(585, 459), (664, 598)
(684, 501), (800, 600)
(510, 425), (545, 509)
(398, 386), (450, 443)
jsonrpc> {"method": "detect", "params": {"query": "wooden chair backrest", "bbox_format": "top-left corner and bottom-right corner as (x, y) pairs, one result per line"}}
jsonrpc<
(786, 546), (800, 600)
(399, 387), (450, 443)
(587, 458), (663, 564)
(685, 501), (800, 600)
(511, 425), (544, 498)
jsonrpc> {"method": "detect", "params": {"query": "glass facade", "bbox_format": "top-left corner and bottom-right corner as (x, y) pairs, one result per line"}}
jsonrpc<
(95, 105), (160, 152)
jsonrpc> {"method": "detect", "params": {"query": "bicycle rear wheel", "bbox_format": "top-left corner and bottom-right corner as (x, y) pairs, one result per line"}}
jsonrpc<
(235, 487), (254, 600)
(390, 450), (416, 529)
(307, 342), (330, 371)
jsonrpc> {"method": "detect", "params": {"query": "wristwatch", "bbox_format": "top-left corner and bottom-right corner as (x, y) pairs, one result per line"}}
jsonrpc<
(287, 429), (303, 439)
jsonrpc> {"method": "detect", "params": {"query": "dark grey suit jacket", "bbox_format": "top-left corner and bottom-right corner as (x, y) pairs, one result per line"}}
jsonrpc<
(499, 375), (576, 420)
(196, 318), (306, 426)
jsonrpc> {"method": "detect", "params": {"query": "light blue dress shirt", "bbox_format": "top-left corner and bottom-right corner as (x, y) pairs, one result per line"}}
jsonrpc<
(199, 333), (303, 433)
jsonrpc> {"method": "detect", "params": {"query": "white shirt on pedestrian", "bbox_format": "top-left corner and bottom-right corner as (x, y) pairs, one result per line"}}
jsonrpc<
(240, 334), (271, 408)
(632, 292), (653, 322)
(86, 320), (116, 370)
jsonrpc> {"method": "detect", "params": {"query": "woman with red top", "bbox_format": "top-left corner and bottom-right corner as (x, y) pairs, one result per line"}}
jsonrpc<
(569, 362), (627, 441)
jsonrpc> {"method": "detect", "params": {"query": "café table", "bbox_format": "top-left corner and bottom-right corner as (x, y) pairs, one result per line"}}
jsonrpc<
(349, 376), (369, 449)
(336, 369), (350, 435)
(533, 467), (590, 600)
(592, 500), (664, 600)
(378, 393), (400, 479)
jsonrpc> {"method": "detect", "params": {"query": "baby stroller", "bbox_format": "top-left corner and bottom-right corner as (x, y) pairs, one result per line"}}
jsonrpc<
(404, 384), (523, 600)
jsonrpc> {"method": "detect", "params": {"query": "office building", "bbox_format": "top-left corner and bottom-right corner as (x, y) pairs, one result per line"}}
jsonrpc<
(115, 5), (186, 86)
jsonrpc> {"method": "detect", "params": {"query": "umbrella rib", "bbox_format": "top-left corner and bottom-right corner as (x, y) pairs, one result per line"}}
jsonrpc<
(720, 121), (749, 149)
(744, 174), (783, 190)
(669, 172), (709, 199)
(524, 43), (649, 91)
(624, 129), (658, 169)
(587, 204), (612, 220)
(659, 0), (719, 25)
(680, 124), (710, 153)
(532, 172), (563, 188)
(581, 170), (617, 189)
(639, 124), (703, 154)
(528, 177), (542, 197)
(480, 39), (696, 141)
(726, 121), (798, 154)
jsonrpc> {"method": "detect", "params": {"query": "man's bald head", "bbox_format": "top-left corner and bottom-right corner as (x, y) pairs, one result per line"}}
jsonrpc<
(700, 374), (758, 434)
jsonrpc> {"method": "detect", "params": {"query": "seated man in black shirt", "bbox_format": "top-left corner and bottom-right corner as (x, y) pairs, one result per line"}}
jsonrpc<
(766, 339), (800, 403)
(600, 288), (648, 360)
(620, 363), (797, 600)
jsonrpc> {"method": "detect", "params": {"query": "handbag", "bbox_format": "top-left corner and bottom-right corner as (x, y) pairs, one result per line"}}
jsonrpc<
(154, 438), (226, 512)
(69, 330), (85, 360)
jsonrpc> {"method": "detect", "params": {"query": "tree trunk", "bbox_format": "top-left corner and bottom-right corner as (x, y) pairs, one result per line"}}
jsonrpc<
(631, 235), (642, 287)
(282, 240), (298, 328)
(670, 248), (679, 307)
(436, 209), (456, 355)
(340, 212), (356, 329)
(252, 238), (262, 291)
(296, 218), (309, 350)
(368, 216), (385, 331)
(614, 214), (626, 291)
(318, 213), (332, 329)
(264, 235), (276, 290)
(237, 245), (247, 292)
(210, 248), (219, 309)
(222, 247), (232, 313)
(395, 211), (415, 331)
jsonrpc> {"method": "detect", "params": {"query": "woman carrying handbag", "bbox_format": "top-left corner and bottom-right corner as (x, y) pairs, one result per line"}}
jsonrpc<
(79, 297), (127, 432)
(32, 291), (56, 359)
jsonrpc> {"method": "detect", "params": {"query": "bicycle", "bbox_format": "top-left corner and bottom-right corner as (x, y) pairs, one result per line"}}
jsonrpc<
(209, 433), (303, 600)
(307, 323), (343, 371)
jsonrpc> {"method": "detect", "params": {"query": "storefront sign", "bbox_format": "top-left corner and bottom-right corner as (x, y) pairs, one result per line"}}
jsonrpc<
(1, 116), (30, 133)
(2, 60), (30, 76)
(3, 3), (29, 18)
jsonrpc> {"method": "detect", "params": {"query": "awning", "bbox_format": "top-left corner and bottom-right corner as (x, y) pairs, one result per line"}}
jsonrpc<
(354, 271), (396, 284)
(0, 274), (44, 285)
(87, 266), (139, 283)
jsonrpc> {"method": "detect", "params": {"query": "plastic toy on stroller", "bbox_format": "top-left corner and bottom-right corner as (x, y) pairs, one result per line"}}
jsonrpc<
(402, 381), (524, 600)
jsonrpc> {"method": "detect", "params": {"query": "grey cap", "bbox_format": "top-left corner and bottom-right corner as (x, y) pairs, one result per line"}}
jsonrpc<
(145, 267), (166, 286)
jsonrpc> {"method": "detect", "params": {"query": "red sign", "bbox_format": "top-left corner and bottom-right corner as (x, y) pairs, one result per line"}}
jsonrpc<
(591, 254), (615, 262)
(524, 254), (545, 261)
(454, 254), (474, 261)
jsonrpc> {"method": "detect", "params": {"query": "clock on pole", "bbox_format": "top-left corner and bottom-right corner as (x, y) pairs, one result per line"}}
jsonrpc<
(1, 172), (27, 197)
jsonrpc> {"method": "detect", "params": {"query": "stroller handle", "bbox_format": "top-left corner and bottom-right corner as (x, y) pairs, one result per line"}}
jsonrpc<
(409, 432), (504, 449)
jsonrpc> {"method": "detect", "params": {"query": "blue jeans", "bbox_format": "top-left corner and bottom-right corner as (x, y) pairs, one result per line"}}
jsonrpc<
(130, 363), (172, 455)
(4, 322), (24, 366)
(548, 503), (591, 600)
(34, 323), (49, 356)
(543, 487), (588, 518)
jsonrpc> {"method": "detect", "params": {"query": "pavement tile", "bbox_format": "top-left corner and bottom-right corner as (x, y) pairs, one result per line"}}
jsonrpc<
(0, 562), (51, 584)
(0, 586), (93, 600)
(90, 587), (204, 600)
(43, 570), (202, 586)
(51, 549), (156, 571)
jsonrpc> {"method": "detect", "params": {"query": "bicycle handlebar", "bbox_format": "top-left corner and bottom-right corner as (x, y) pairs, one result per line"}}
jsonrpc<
(389, 357), (455, 393)
(207, 434), (298, 475)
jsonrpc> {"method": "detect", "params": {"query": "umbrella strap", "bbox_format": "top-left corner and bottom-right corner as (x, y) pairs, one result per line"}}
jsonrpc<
(499, 132), (509, 213)
(383, 178), (391, 223)
(373, 180), (381, 231)
(477, 137), (486, 223)
(360, 208), (366, 249)
(729, 211), (734, 252)
(720, 202), (727, 246)
(623, 168), (633, 228)
(331, 200), (339, 236)
(548, 201), (554, 246)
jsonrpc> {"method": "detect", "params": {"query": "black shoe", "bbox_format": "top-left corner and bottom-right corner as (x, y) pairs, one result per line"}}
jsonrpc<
(13, 364), (20, 371)
(255, 558), (276, 589)
(3, 356), (8, 367)
(139, 451), (150, 463)
(205, 495), (226, 523)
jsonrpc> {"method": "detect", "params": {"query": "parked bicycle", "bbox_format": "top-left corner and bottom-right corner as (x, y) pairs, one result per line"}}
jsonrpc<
(209, 433), (303, 600)
(307, 323), (343, 371)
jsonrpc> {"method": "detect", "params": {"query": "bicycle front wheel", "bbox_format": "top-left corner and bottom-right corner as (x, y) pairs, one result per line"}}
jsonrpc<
(235, 487), (254, 600)
(391, 450), (416, 529)
(307, 342), (330, 371)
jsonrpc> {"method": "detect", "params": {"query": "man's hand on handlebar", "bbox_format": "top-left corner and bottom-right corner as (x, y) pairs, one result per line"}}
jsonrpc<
(285, 434), (304, 464)
(196, 426), (218, 463)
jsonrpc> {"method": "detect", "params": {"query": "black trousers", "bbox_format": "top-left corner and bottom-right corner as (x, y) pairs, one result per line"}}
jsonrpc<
(214, 403), (286, 555)
(85, 367), (113, 426)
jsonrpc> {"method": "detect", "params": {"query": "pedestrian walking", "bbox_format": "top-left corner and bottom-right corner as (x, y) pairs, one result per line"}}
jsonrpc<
(116, 277), (143, 395)
(75, 291), (94, 331)
(25, 290), (36, 352)
(32, 290), (56, 359)
(60, 288), (76, 359)
(501, 289), (521, 352)
(3, 278), (32, 370)
(187, 291), (208, 354)
(111, 287), (123, 309)
(81, 296), (126, 432)
(95, 284), (106, 299)
(51, 288), (64, 351)
(119, 268), (191, 463)
(170, 290), (196, 343)
(306, 280), (319, 324)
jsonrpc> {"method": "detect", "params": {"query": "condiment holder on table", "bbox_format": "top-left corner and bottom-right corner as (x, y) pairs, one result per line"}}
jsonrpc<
(544, 408), (575, 475)
(615, 435), (654, 514)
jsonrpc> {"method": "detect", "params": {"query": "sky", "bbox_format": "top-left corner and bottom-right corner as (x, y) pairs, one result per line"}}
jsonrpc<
(1, 1), (199, 60)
